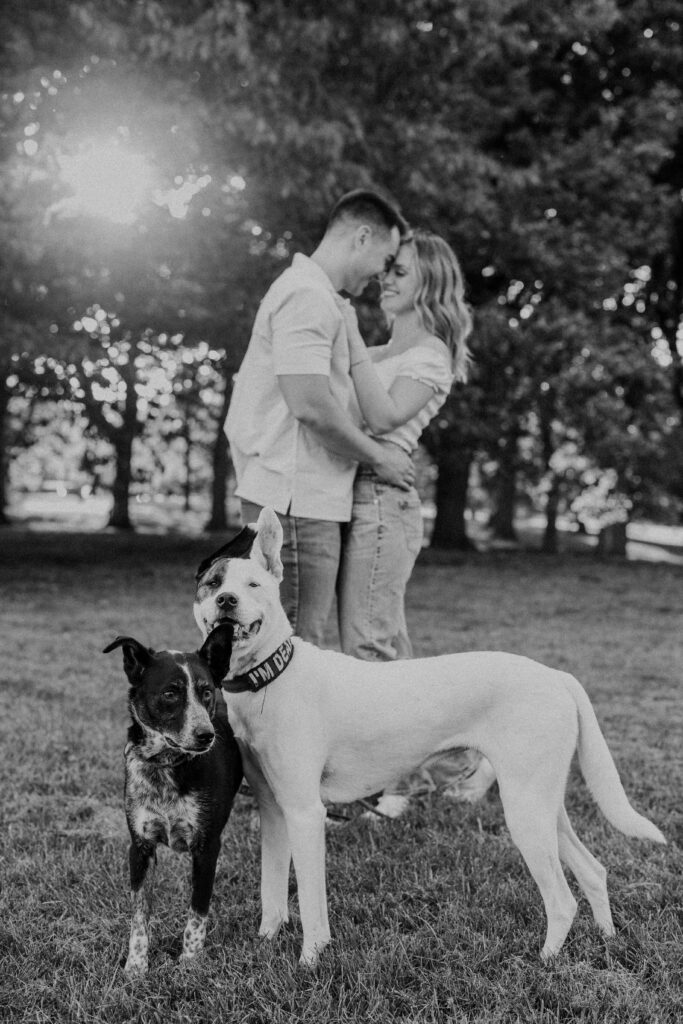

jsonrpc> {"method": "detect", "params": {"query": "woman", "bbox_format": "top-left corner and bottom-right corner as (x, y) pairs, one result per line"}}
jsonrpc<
(336, 230), (486, 818)
(337, 228), (472, 661)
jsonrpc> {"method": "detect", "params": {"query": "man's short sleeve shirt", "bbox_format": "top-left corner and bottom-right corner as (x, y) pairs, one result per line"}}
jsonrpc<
(225, 254), (357, 521)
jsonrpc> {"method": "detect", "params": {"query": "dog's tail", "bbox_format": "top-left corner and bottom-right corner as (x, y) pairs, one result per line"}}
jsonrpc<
(562, 673), (666, 844)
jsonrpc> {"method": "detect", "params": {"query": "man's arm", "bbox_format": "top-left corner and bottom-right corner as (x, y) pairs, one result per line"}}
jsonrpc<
(278, 374), (415, 490)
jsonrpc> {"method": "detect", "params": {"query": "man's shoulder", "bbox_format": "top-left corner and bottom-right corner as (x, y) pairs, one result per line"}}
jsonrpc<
(267, 255), (335, 301)
(261, 268), (338, 328)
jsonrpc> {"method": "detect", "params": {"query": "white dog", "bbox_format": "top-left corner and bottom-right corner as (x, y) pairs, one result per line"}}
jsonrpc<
(194, 507), (665, 967)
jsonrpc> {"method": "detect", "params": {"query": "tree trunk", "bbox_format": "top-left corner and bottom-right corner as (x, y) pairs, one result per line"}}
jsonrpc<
(488, 427), (518, 541)
(542, 473), (561, 553)
(538, 388), (559, 553)
(597, 521), (628, 556)
(0, 361), (10, 525)
(108, 432), (134, 530)
(107, 360), (137, 530)
(430, 448), (474, 550)
(183, 414), (192, 513)
(205, 379), (231, 532)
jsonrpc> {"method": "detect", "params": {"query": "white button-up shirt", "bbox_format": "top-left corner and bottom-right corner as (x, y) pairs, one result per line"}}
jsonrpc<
(225, 254), (357, 521)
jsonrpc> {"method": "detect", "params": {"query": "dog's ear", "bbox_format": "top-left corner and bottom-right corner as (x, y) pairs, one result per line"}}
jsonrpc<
(252, 507), (284, 582)
(103, 635), (153, 685)
(198, 624), (233, 684)
(195, 526), (257, 581)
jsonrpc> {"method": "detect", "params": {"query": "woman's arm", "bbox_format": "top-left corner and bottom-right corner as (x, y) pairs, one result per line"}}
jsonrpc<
(341, 300), (435, 434)
(352, 364), (434, 434)
(277, 374), (415, 488)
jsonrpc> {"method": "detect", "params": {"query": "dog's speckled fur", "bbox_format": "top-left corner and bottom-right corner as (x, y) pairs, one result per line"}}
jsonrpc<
(104, 630), (242, 974)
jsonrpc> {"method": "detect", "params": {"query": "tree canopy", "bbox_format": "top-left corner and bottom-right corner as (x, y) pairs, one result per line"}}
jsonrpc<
(1, 0), (681, 539)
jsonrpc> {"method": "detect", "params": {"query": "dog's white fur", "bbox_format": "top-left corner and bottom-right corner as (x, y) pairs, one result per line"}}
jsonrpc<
(194, 508), (665, 966)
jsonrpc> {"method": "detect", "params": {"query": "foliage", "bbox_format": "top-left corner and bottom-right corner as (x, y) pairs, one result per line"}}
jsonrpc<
(1, 1), (682, 534)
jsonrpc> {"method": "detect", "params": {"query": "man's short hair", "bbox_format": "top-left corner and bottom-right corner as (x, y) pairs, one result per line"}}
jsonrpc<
(326, 189), (409, 239)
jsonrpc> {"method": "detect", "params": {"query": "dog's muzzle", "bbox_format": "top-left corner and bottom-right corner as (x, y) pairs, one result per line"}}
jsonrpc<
(166, 730), (215, 755)
(209, 617), (262, 642)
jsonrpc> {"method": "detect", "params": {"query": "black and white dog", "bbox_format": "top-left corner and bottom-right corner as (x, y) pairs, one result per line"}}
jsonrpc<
(104, 626), (242, 975)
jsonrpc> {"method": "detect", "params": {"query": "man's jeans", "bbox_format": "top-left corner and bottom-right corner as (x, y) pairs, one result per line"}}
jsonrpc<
(240, 500), (342, 647)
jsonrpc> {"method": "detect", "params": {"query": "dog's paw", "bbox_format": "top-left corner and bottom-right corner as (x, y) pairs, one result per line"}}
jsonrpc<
(181, 913), (208, 961)
(298, 938), (329, 969)
(123, 955), (148, 978)
(298, 951), (319, 969)
(258, 913), (288, 940)
(178, 949), (204, 968)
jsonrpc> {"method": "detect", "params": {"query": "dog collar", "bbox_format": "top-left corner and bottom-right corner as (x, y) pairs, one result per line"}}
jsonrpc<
(224, 637), (294, 693)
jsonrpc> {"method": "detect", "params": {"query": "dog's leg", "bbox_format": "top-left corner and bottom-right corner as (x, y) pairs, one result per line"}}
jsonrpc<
(283, 801), (330, 966)
(244, 758), (292, 940)
(258, 792), (292, 940)
(125, 841), (156, 976)
(557, 807), (614, 938)
(181, 837), (222, 962)
(499, 783), (577, 959)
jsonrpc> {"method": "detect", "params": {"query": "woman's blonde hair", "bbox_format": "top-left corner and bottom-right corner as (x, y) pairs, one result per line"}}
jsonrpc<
(410, 229), (472, 383)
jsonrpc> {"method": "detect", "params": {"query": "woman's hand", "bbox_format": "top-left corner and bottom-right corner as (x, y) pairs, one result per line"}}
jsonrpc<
(334, 295), (370, 365)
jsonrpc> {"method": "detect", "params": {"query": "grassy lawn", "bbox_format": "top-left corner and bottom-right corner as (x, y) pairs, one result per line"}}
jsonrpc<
(0, 531), (681, 1024)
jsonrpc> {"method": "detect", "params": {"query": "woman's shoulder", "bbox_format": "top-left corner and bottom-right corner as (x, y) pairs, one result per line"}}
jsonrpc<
(373, 336), (452, 382)
(394, 336), (452, 375)
(413, 334), (451, 362)
(398, 337), (454, 390)
(377, 335), (450, 361)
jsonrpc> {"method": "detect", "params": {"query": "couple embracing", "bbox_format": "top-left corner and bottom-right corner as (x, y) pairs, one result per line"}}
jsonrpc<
(226, 190), (475, 809)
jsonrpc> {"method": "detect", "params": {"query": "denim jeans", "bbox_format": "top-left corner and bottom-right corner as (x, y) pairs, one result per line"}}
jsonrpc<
(337, 470), (423, 661)
(240, 500), (342, 647)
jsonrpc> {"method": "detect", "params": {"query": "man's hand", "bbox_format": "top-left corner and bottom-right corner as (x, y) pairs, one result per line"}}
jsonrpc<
(370, 440), (415, 490)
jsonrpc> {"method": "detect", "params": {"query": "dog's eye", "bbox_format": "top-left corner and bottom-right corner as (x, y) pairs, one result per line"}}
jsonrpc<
(248, 581), (260, 589)
(201, 689), (213, 706)
(205, 577), (221, 589)
(162, 689), (181, 703)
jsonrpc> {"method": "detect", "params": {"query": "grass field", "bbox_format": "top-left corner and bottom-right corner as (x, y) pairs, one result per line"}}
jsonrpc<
(0, 530), (681, 1024)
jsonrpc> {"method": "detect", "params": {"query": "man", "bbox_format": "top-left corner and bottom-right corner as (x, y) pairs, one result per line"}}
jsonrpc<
(225, 189), (414, 645)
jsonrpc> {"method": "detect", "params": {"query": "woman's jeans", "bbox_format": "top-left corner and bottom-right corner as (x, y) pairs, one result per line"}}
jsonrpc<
(337, 469), (423, 661)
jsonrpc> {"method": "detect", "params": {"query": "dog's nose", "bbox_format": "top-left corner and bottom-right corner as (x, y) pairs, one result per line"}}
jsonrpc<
(216, 592), (238, 609)
(194, 728), (214, 748)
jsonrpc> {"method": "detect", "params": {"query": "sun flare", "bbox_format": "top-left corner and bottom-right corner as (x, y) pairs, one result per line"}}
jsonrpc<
(58, 141), (153, 224)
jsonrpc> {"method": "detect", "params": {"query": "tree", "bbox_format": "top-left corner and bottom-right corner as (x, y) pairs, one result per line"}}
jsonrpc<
(2, 0), (681, 538)
(0, 1), (261, 526)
